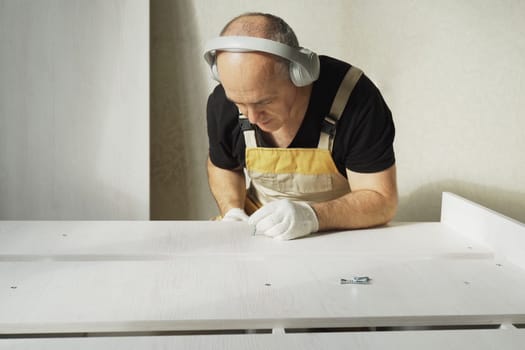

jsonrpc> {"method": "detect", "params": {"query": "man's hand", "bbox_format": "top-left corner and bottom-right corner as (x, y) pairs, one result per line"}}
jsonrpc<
(222, 208), (249, 222)
(248, 199), (319, 240)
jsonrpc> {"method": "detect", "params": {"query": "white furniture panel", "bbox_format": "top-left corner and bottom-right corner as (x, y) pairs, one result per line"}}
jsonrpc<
(0, 193), (524, 349)
(1, 257), (524, 334)
(1, 330), (525, 350)
(442, 192), (525, 269)
(0, 221), (492, 259)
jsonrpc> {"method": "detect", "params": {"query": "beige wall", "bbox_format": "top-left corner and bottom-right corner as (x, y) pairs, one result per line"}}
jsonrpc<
(152, 0), (525, 222)
(4, 1), (521, 222)
(0, 0), (149, 219)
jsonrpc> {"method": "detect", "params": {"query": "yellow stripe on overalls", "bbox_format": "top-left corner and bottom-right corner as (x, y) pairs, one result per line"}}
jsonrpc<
(246, 148), (339, 174)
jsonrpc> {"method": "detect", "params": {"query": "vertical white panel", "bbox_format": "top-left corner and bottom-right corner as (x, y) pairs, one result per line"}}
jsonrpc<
(441, 192), (525, 269)
(0, 0), (149, 219)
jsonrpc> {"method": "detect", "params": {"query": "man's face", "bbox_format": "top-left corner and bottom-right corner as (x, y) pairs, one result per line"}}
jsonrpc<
(216, 51), (298, 133)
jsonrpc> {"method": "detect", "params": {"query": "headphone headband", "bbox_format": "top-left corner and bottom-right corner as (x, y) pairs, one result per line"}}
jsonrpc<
(204, 36), (308, 68)
(203, 36), (320, 86)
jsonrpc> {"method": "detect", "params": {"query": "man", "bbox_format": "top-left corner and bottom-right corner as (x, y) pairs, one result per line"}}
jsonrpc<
(204, 13), (397, 240)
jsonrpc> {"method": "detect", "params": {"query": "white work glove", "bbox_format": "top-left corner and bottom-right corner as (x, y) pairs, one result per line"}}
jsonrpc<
(248, 199), (319, 240)
(222, 208), (249, 222)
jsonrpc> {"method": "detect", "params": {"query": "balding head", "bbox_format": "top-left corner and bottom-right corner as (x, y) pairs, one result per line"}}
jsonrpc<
(217, 13), (299, 82)
(220, 13), (299, 48)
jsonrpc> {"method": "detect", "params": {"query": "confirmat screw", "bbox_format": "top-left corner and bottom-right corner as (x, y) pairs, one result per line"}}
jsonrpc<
(341, 276), (372, 285)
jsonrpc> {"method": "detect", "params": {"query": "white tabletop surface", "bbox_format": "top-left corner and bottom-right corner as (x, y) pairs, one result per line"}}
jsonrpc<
(1, 193), (524, 348)
(1, 222), (524, 332)
(0, 221), (492, 258)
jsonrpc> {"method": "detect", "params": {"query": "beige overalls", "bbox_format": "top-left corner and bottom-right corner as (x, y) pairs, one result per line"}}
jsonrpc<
(243, 66), (363, 215)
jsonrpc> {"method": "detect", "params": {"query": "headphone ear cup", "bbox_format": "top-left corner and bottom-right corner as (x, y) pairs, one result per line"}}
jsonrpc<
(289, 63), (311, 87)
(210, 56), (221, 82)
(289, 48), (320, 86)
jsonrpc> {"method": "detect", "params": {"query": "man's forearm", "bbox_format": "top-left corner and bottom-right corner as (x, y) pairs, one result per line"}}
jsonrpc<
(312, 189), (398, 231)
(207, 157), (246, 216)
(311, 165), (398, 231)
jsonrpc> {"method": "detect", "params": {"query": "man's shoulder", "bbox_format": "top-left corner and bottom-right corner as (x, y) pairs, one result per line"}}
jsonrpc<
(314, 55), (380, 113)
(209, 84), (227, 102)
(208, 84), (237, 115)
(319, 55), (377, 92)
(319, 55), (350, 78)
(207, 84), (239, 137)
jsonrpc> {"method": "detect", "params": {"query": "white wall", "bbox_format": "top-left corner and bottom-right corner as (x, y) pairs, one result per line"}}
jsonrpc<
(3, 1), (522, 222)
(157, 0), (525, 222)
(0, 0), (149, 219)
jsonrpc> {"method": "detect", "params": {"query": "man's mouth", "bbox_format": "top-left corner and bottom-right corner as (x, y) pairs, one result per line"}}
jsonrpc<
(258, 119), (271, 126)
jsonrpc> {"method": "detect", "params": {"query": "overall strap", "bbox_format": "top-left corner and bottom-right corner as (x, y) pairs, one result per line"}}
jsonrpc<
(318, 66), (363, 151)
(239, 114), (257, 148)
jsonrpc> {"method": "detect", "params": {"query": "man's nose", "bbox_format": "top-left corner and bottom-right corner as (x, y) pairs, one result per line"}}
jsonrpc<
(246, 106), (262, 124)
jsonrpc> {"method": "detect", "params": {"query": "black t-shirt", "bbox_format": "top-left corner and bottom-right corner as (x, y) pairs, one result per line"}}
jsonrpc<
(206, 55), (395, 176)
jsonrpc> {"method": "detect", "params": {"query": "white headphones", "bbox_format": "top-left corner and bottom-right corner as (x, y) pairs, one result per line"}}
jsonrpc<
(203, 36), (320, 87)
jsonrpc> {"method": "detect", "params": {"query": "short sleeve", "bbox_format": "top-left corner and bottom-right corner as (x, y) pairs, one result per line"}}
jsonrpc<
(334, 75), (396, 174)
(206, 85), (244, 169)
